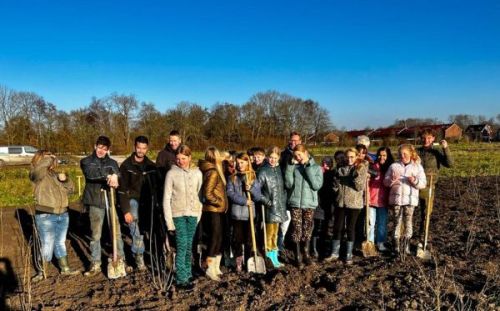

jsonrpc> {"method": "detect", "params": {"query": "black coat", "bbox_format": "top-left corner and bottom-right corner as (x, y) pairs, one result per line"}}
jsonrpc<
(118, 153), (160, 214)
(80, 152), (120, 208)
(257, 164), (288, 223)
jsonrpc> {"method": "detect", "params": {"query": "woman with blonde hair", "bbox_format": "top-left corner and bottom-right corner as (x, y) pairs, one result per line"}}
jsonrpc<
(199, 146), (228, 281)
(330, 148), (368, 264)
(284, 144), (323, 268)
(257, 146), (288, 268)
(227, 152), (263, 272)
(384, 144), (426, 254)
(30, 150), (80, 282)
(163, 145), (203, 290)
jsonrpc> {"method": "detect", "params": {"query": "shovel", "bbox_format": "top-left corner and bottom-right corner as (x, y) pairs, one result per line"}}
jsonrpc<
(417, 174), (434, 260)
(362, 178), (378, 257)
(246, 191), (266, 274)
(106, 188), (127, 279)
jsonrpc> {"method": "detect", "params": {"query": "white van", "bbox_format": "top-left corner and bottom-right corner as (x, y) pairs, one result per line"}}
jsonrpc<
(0, 145), (38, 166)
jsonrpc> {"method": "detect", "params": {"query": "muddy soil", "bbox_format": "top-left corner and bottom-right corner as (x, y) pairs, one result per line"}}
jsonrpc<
(1, 176), (499, 310)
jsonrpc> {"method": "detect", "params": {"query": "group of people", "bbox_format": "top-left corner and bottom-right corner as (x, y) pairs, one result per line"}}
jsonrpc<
(29, 129), (452, 290)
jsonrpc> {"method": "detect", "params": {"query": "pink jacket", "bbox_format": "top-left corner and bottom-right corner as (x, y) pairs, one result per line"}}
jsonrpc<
(369, 162), (389, 208)
(383, 161), (426, 206)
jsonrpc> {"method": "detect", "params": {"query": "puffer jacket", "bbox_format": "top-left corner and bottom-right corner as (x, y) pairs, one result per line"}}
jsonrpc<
(383, 161), (427, 206)
(163, 165), (203, 231)
(369, 162), (390, 208)
(80, 152), (120, 208)
(199, 159), (228, 213)
(257, 164), (288, 223)
(227, 173), (262, 221)
(30, 156), (74, 214)
(284, 157), (323, 209)
(333, 162), (368, 209)
(118, 153), (159, 214)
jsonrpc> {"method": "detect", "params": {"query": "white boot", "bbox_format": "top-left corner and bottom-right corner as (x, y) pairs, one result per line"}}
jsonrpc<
(215, 254), (223, 276)
(206, 257), (220, 281)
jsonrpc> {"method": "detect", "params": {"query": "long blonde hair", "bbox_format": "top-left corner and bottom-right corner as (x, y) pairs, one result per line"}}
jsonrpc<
(205, 146), (226, 185)
(398, 144), (421, 164)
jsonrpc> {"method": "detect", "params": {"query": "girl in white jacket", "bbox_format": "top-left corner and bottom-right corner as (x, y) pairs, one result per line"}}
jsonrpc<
(384, 144), (426, 254)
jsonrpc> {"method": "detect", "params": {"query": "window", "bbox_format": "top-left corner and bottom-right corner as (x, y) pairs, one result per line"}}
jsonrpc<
(8, 147), (22, 154)
(25, 146), (38, 153)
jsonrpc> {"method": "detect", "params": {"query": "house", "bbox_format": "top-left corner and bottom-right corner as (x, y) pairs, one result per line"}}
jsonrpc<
(322, 132), (340, 144)
(465, 124), (493, 142)
(399, 123), (463, 142)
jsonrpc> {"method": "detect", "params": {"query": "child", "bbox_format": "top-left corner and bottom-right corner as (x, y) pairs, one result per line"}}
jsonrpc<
(384, 144), (426, 254)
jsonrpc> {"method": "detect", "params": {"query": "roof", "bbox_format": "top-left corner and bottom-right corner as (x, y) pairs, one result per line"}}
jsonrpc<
(346, 129), (374, 138)
(465, 124), (490, 132)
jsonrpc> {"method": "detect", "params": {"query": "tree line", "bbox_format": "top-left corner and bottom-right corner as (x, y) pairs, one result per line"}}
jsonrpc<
(0, 85), (332, 153)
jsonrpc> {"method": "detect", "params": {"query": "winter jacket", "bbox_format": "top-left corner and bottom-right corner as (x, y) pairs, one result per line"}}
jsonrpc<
(257, 164), (288, 223)
(199, 159), (228, 213)
(284, 158), (323, 209)
(368, 162), (390, 208)
(80, 152), (120, 208)
(318, 169), (335, 217)
(118, 153), (160, 214)
(156, 144), (177, 180)
(30, 156), (74, 214)
(333, 162), (368, 209)
(417, 146), (453, 185)
(227, 173), (263, 221)
(163, 165), (203, 231)
(383, 161), (427, 206)
(279, 146), (294, 175)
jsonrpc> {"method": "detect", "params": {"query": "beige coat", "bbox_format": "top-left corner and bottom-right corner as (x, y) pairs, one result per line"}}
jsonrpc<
(163, 165), (203, 231)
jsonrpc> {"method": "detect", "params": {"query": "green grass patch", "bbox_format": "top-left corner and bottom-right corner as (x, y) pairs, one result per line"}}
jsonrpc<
(1, 142), (499, 207)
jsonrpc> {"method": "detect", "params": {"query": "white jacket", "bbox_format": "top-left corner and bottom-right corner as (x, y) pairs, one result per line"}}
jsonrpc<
(163, 165), (203, 231)
(383, 161), (426, 206)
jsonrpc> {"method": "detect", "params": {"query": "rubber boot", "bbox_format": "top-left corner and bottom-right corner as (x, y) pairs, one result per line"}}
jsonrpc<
(135, 253), (146, 271)
(58, 256), (80, 276)
(235, 256), (243, 273)
(325, 240), (340, 262)
(311, 237), (319, 259)
(84, 261), (101, 277)
(206, 257), (220, 281)
(215, 254), (223, 276)
(265, 251), (274, 265)
(32, 261), (48, 282)
(271, 250), (282, 268)
(345, 241), (354, 265)
(294, 242), (303, 269)
(302, 241), (312, 266)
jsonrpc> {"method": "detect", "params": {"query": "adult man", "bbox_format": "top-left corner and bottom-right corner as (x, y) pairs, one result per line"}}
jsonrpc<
(156, 130), (182, 180)
(81, 136), (125, 277)
(276, 132), (302, 253)
(118, 135), (159, 270)
(279, 131), (301, 173)
(416, 129), (453, 238)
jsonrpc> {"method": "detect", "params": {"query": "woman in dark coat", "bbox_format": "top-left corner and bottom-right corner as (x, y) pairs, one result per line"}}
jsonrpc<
(257, 146), (288, 268)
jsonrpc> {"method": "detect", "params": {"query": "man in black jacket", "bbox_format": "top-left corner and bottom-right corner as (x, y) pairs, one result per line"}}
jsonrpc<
(81, 136), (125, 277)
(156, 130), (182, 181)
(119, 136), (159, 270)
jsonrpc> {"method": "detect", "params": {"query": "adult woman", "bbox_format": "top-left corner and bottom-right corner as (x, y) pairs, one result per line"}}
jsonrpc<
(368, 147), (394, 251)
(199, 146), (228, 281)
(330, 148), (368, 264)
(30, 150), (79, 282)
(227, 153), (262, 272)
(163, 145), (203, 289)
(257, 147), (287, 268)
(384, 144), (426, 254)
(284, 144), (323, 268)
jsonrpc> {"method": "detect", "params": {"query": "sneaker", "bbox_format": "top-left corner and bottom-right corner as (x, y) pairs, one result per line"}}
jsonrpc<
(84, 262), (101, 277)
(377, 243), (387, 252)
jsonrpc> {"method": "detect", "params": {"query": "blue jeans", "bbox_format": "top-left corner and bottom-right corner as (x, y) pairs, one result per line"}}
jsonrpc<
(35, 212), (69, 261)
(368, 206), (388, 244)
(88, 205), (125, 263)
(128, 199), (145, 255)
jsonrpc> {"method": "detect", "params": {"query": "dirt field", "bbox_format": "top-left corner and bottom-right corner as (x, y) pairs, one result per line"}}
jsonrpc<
(1, 176), (499, 310)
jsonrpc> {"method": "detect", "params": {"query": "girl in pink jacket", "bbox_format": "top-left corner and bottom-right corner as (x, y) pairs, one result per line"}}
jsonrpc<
(384, 144), (426, 254)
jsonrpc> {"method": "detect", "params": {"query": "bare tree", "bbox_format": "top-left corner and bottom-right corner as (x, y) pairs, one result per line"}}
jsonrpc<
(109, 93), (138, 150)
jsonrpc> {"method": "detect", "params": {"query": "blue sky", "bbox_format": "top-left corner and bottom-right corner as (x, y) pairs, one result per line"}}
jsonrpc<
(1, 0), (499, 129)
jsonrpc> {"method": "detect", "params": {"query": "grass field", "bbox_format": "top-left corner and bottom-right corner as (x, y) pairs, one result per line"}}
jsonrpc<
(0, 142), (498, 207)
